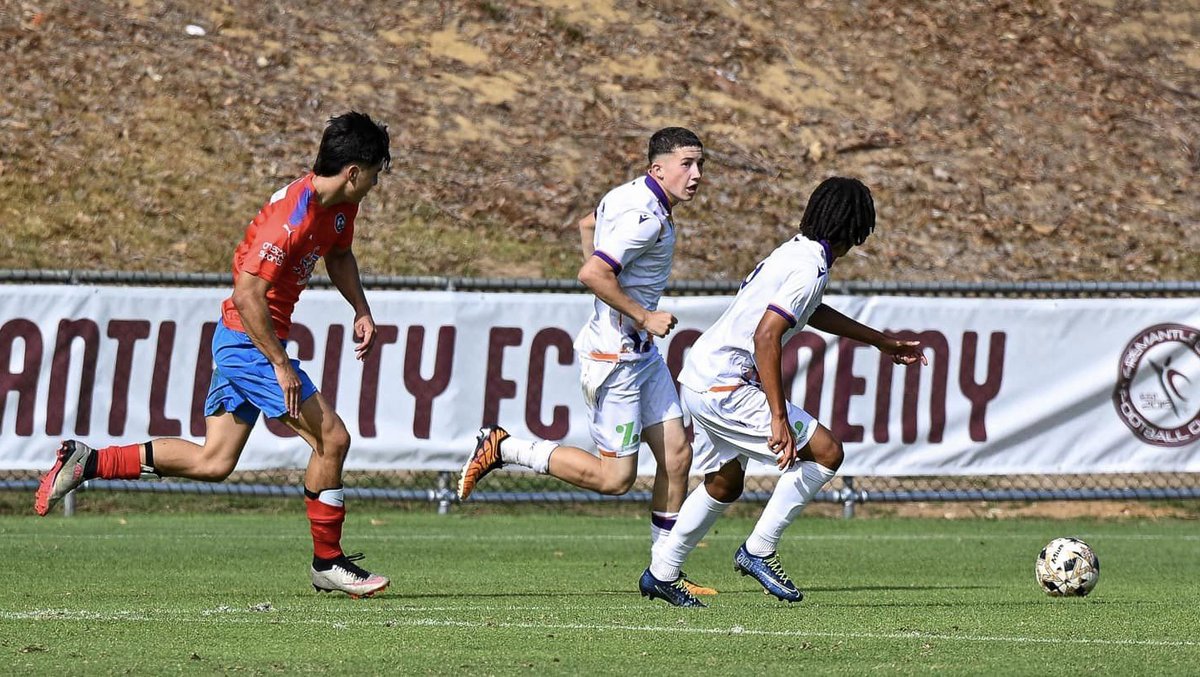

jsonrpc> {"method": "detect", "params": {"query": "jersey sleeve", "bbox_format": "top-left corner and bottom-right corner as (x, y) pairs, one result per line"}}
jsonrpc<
(591, 209), (660, 273)
(766, 261), (825, 328)
(240, 203), (298, 284)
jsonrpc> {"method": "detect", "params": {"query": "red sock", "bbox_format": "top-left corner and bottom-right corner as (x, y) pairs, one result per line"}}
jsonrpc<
(95, 444), (142, 480)
(305, 494), (345, 560)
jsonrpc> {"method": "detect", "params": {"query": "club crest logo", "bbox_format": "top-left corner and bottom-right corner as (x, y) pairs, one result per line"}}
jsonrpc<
(334, 213), (346, 233)
(1112, 323), (1200, 447)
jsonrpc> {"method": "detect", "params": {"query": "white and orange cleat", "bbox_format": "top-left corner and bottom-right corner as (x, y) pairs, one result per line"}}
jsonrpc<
(34, 440), (95, 516)
(457, 426), (509, 500)
(311, 553), (390, 599)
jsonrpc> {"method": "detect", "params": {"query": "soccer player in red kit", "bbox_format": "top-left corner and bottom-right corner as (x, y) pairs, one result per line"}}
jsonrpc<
(35, 111), (391, 598)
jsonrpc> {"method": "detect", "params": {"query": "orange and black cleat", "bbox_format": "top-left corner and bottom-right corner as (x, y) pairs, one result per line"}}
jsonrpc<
(457, 426), (509, 501)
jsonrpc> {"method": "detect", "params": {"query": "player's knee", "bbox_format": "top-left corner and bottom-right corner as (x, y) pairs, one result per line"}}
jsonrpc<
(194, 459), (236, 482)
(813, 437), (844, 471)
(597, 473), (635, 496)
(664, 442), (691, 477)
(320, 425), (351, 459)
(705, 472), (743, 503)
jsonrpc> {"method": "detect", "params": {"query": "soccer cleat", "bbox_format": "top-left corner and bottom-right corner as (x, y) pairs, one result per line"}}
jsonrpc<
(457, 426), (509, 500)
(733, 544), (803, 603)
(34, 440), (95, 516)
(638, 568), (707, 608)
(311, 553), (390, 599)
(679, 571), (718, 596)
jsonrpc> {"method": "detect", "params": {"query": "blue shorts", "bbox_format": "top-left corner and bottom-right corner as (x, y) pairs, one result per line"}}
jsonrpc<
(204, 320), (318, 424)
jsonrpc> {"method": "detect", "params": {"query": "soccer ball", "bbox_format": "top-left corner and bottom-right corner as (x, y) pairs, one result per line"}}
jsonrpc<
(1035, 537), (1099, 597)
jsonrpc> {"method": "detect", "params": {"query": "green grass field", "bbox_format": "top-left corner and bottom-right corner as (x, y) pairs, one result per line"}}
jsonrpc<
(3, 510), (1198, 674)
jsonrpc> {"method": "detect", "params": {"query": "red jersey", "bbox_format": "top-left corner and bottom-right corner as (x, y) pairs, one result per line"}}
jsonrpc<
(221, 173), (357, 339)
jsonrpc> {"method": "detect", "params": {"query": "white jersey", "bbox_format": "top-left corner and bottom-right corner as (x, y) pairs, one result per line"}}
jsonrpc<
(574, 175), (677, 362)
(679, 236), (832, 391)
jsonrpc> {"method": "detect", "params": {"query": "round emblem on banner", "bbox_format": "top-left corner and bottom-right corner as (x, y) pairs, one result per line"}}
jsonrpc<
(334, 213), (346, 233)
(1112, 323), (1200, 447)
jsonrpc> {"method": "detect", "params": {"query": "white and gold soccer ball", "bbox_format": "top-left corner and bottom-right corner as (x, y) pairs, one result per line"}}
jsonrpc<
(1035, 537), (1099, 597)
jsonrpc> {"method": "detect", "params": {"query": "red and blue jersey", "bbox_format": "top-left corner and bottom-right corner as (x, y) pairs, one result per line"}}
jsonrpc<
(221, 173), (356, 339)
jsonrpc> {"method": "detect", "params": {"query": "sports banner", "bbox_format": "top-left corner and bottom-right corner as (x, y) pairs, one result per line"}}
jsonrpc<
(1, 285), (1198, 475)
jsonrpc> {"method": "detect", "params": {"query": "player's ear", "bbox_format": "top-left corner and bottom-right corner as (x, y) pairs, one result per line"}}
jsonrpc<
(648, 159), (664, 180)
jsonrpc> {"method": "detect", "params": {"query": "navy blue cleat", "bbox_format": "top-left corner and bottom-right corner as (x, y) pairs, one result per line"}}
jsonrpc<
(639, 568), (707, 608)
(733, 544), (803, 603)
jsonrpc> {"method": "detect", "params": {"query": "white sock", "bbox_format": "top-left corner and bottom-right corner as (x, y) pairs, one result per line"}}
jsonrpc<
(744, 461), (837, 556)
(650, 511), (679, 549)
(499, 437), (556, 474)
(649, 485), (731, 582)
(317, 487), (344, 507)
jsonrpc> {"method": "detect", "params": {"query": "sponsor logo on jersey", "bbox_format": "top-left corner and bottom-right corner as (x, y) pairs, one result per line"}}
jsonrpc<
(1112, 323), (1200, 447)
(258, 242), (285, 266)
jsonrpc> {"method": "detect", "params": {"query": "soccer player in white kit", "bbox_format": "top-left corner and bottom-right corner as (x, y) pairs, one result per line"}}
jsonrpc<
(458, 128), (716, 597)
(642, 177), (927, 607)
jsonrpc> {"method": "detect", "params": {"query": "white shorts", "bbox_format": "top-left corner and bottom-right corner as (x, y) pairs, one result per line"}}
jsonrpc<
(681, 384), (818, 475)
(582, 357), (682, 458)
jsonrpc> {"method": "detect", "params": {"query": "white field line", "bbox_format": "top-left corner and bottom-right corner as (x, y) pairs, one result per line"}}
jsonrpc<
(4, 531), (1199, 542)
(1, 608), (1197, 649)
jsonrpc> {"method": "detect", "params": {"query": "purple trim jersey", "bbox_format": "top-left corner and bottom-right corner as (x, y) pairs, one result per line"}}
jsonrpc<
(574, 175), (676, 361)
(678, 236), (832, 391)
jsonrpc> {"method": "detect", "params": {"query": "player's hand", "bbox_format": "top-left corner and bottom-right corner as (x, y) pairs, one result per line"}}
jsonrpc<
(768, 415), (797, 470)
(637, 310), (678, 338)
(879, 337), (927, 366)
(274, 362), (303, 419)
(353, 314), (377, 361)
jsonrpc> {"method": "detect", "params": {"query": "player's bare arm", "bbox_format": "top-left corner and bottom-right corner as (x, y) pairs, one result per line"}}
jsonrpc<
(577, 212), (597, 260)
(753, 310), (798, 469)
(577, 255), (677, 338)
(808, 303), (927, 365)
(325, 245), (376, 360)
(231, 272), (303, 418)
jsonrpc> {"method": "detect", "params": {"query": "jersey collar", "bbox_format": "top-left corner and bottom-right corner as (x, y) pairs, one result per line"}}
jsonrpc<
(818, 239), (833, 268)
(643, 174), (672, 216)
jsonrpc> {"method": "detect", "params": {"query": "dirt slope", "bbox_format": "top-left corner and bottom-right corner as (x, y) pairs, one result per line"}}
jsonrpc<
(1, 1), (1196, 282)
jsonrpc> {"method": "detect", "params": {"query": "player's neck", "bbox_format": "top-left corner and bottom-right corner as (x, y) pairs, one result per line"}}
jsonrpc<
(311, 174), (349, 207)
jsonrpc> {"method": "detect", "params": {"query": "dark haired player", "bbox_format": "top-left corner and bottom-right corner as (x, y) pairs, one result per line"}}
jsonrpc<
(458, 127), (717, 596)
(36, 112), (392, 598)
(642, 177), (927, 607)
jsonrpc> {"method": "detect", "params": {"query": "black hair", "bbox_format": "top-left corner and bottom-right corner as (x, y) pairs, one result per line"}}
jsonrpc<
(798, 177), (876, 247)
(648, 127), (703, 163)
(312, 111), (391, 177)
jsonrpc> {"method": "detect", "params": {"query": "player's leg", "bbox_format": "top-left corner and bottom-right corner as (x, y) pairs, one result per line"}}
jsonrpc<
(458, 361), (644, 500)
(285, 391), (388, 599)
(34, 411), (253, 516)
(743, 423), (842, 557)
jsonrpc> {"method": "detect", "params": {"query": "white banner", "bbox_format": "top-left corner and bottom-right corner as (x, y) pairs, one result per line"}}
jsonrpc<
(1, 285), (1198, 475)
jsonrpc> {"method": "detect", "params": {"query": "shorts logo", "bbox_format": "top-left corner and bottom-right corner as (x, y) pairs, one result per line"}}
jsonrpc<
(258, 242), (285, 266)
(1112, 323), (1200, 447)
(334, 213), (346, 233)
(615, 421), (640, 451)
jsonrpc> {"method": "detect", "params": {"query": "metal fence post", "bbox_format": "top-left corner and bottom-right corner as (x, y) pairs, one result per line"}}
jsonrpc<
(63, 489), (76, 517)
(436, 471), (453, 514)
(842, 476), (856, 519)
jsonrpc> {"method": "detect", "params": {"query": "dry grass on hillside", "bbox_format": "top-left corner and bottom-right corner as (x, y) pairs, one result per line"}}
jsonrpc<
(1, 1), (1196, 281)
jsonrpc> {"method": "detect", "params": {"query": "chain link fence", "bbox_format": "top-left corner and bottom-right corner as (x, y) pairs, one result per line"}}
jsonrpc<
(3, 270), (1199, 516)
